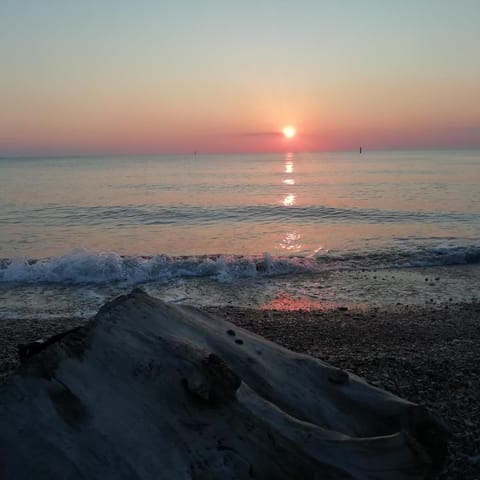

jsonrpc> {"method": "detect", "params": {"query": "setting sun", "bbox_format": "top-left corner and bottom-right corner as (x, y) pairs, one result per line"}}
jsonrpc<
(282, 126), (296, 139)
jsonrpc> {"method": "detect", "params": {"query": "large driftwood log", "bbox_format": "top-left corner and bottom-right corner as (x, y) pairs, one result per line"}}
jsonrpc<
(0, 290), (446, 479)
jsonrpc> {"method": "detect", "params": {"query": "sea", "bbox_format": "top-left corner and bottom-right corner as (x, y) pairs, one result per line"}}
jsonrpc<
(1, 150), (479, 319)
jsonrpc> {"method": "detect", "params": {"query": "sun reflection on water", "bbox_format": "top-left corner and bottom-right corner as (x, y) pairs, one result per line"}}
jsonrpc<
(282, 152), (297, 207)
(280, 230), (302, 251)
(282, 193), (296, 206)
(284, 153), (294, 174)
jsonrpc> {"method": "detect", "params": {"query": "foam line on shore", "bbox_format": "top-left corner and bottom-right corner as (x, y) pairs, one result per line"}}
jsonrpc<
(0, 245), (479, 285)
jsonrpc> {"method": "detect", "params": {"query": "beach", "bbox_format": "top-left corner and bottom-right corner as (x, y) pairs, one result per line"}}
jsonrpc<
(2, 300), (479, 479)
(212, 302), (480, 479)
(1, 152), (479, 477)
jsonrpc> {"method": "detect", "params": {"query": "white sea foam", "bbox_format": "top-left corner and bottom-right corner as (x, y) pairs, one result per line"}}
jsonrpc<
(1, 245), (479, 285)
(398, 245), (480, 268)
(0, 248), (323, 285)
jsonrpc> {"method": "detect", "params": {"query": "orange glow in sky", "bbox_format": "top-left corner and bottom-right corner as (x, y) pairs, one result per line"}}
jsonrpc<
(1, 3), (480, 155)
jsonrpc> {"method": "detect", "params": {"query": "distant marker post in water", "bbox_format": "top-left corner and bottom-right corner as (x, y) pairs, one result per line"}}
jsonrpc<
(359, 147), (363, 154)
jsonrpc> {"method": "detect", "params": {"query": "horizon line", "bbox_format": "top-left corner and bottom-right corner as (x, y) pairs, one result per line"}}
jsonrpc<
(1, 145), (480, 160)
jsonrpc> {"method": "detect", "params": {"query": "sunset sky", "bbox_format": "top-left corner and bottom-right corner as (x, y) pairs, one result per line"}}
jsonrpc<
(1, 1), (480, 155)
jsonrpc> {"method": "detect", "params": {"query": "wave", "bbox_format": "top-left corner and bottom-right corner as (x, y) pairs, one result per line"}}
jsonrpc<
(0, 249), (321, 285)
(399, 245), (480, 267)
(2, 203), (478, 227)
(1, 245), (479, 285)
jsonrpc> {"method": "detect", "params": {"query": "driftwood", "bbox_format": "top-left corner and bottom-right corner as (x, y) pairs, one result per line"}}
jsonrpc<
(0, 289), (447, 479)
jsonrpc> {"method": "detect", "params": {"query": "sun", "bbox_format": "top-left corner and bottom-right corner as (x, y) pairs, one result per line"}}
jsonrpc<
(282, 126), (296, 139)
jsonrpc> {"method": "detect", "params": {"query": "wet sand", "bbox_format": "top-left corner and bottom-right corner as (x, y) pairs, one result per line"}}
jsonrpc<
(1, 302), (479, 479)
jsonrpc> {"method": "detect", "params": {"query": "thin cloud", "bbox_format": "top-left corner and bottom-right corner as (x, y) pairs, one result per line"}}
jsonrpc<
(238, 131), (282, 137)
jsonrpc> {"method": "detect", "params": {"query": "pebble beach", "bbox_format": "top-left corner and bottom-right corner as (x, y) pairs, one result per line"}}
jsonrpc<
(215, 303), (480, 480)
(1, 301), (479, 479)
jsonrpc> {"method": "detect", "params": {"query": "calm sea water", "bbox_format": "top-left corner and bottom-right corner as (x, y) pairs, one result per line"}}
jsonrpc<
(1, 150), (479, 318)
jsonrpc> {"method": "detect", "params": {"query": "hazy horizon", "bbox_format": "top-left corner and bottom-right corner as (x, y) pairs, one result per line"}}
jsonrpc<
(2, 145), (480, 160)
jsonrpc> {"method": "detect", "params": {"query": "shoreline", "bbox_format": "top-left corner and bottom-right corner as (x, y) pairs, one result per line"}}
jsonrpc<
(1, 301), (479, 478)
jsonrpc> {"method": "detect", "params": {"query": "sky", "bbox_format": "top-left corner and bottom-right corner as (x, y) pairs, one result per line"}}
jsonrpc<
(1, 0), (480, 155)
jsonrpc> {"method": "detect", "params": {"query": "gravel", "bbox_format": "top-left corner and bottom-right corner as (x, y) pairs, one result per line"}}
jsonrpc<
(1, 302), (479, 479)
(205, 302), (480, 480)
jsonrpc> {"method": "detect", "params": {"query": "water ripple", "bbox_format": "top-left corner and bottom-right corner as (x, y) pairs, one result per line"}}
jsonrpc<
(2, 203), (477, 228)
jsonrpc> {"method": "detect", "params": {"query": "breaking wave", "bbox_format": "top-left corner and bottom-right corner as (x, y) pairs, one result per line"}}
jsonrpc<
(1, 245), (479, 285)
